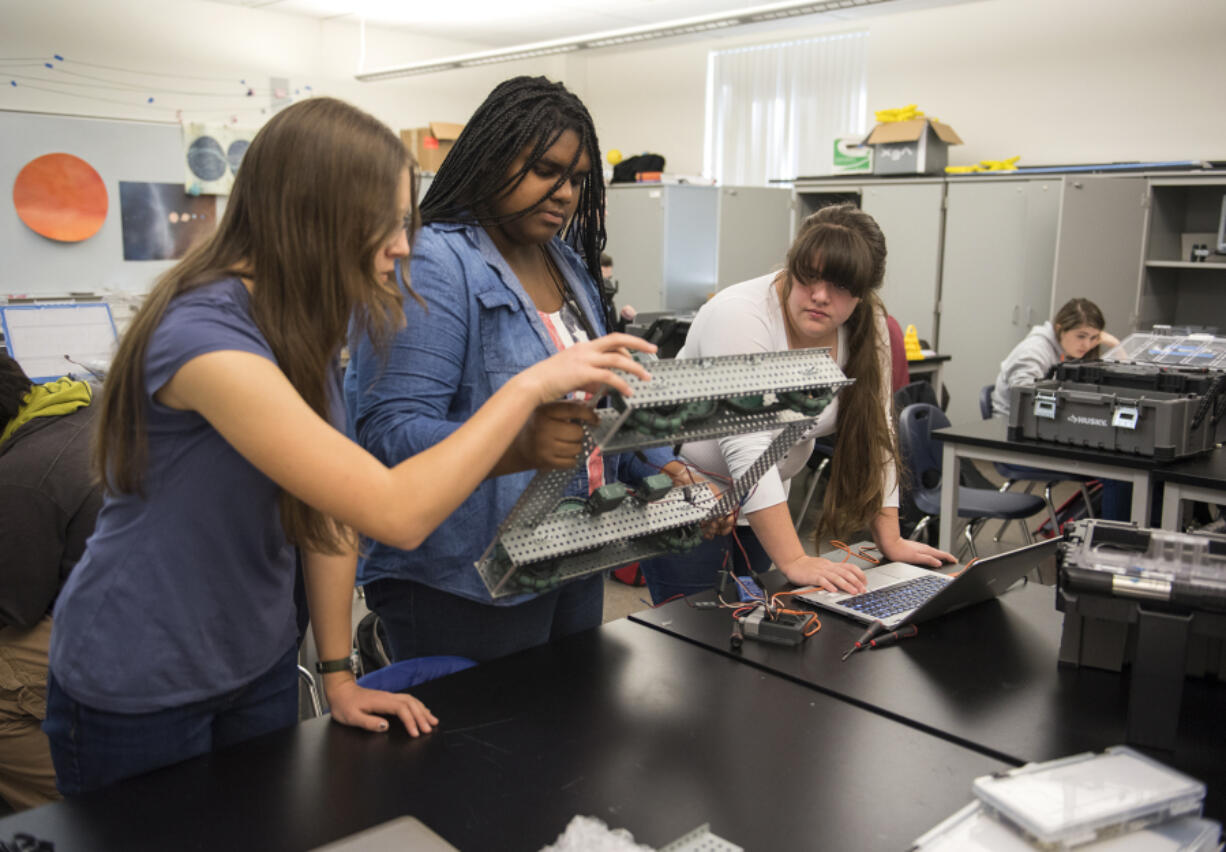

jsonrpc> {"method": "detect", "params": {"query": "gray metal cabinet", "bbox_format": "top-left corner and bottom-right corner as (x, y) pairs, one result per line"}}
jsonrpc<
(604, 184), (718, 314)
(792, 179), (945, 348)
(939, 178), (1061, 424)
(861, 182), (945, 347)
(1050, 175), (1146, 335)
(604, 184), (792, 313)
(715, 186), (793, 288)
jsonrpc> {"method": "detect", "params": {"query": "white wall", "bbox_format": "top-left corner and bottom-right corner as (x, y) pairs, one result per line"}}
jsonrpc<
(6, 0), (1222, 174)
(0, 0), (559, 132)
(570, 0), (1226, 176)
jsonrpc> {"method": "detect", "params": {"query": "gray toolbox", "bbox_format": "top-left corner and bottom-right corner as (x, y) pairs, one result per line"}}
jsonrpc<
(1008, 361), (1226, 461)
(1057, 519), (1226, 749)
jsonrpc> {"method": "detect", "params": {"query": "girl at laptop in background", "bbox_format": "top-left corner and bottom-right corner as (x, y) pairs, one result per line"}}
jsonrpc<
(44, 97), (656, 796)
(641, 203), (956, 604)
(989, 297), (1119, 419)
(989, 298), (1128, 520)
(344, 76), (708, 665)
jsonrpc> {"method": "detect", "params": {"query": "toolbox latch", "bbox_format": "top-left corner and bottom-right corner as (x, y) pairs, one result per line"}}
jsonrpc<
(1112, 405), (1140, 430)
(1034, 390), (1058, 420)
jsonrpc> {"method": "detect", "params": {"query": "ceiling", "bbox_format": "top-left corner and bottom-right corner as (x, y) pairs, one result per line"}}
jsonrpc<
(204, 0), (933, 48)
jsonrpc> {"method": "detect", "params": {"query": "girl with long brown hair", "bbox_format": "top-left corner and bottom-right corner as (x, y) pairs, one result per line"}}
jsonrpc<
(43, 96), (657, 796)
(642, 203), (954, 603)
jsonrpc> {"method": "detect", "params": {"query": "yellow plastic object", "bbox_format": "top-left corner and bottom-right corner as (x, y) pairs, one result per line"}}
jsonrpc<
(904, 324), (924, 361)
(874, 104), (932, 124)
(945, 156), (1021, 174)
(607, 149), (623, 166)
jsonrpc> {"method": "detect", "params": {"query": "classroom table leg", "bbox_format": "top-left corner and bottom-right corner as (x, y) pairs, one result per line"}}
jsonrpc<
(939, 442), (958, 551)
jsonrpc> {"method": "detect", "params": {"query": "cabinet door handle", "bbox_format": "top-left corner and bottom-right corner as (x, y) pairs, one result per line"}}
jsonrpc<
(1012, 305), (1020, 324)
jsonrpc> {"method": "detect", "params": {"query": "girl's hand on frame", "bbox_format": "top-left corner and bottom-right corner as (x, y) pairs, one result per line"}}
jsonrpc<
(779, 555), (868, 594)
(515, 401), (597, 470)
(878, 538), (956, 569)
(522, 333), (656, 402)
(323, 676), (439, 737)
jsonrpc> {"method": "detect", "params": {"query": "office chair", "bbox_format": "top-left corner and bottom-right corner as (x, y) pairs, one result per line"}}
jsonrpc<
(978, 384), (1095, 540)
(898, 403), (1047, 558)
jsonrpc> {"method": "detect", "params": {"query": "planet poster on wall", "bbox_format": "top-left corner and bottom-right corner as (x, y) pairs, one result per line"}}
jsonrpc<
(182, 122), (254, 196)
(13, 153), (108, 242)
(118, 181), (216, 261)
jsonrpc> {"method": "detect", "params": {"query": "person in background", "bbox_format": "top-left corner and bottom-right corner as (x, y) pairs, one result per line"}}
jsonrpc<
(44, 96), (655, 797)
(0, 354), (101, 810)
(990, 297), (1119, 418)
(640, 203), (955, 604)
(599, 252), (635, 332)
(346, 76), (702, 664)
(990, 297), (1126, 520)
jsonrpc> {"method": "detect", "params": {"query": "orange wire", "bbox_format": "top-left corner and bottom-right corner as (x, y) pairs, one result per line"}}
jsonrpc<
(828, 539), (879, 564)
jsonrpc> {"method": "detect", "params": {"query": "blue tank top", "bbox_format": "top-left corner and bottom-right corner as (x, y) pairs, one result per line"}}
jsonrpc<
(50, 278), (300, 713)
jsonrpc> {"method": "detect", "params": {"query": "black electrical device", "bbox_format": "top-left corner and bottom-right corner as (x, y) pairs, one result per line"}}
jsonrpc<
(738, 610), (808, 646)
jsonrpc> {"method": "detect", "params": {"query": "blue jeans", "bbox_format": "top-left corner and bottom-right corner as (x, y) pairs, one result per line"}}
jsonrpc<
(640, 527), (772, 605)
(364, 575), (604, 664)
(1099, 479), (1133, 522)
(44, 645), (298, 796)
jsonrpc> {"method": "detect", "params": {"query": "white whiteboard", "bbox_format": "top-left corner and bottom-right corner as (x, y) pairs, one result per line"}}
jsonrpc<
(0, 304), (118, 382)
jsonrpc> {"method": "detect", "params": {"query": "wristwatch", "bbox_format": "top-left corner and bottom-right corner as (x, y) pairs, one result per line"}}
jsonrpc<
(315, 656), (354, 674)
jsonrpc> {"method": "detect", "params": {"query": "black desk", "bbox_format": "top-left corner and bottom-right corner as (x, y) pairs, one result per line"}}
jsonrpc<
(630, 582), (1226, 821)
(0, 620), (1006, 851)
(905, 353), (950, 390)
(934, 418), (1162, 547)
(1156, 449), (1226, 529)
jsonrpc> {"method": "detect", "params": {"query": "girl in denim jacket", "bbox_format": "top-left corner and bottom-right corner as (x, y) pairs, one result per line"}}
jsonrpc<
(346, 77), (697, 662)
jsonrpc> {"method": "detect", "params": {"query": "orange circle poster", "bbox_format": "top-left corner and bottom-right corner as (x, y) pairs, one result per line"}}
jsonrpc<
(13, 153), (108, 242)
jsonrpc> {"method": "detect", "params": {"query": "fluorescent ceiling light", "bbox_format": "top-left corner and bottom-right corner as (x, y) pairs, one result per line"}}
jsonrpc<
(356, 0), (893, 81)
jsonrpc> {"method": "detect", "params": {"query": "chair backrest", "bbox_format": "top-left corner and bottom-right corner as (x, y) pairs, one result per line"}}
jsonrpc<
(979, 384), (994, 420)
(897, 403), (951, 500)
(895, 380), (940, 413)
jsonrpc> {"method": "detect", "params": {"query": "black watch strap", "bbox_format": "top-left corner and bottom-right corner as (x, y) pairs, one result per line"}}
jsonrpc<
(315, 657), (353, 674)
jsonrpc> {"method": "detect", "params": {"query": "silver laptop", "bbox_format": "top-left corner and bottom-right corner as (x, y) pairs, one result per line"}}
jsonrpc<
(795, 538), (1060, 629)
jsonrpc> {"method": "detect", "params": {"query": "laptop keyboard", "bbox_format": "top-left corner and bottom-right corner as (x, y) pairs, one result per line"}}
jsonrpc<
(838, 574), (952, 618)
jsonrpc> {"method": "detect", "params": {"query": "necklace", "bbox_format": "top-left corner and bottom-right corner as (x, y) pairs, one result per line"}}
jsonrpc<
(539, 244), (566, 302)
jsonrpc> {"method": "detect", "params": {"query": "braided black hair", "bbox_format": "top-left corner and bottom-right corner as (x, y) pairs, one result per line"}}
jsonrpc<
(0, 353), (33, 426)
(421, 76), (611, 328)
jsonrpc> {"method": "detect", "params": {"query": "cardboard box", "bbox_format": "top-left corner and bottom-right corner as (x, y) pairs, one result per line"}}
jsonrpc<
(399, 121), (464, 174)
(862, 118), (962, 176)
(832, 136), (873, 175)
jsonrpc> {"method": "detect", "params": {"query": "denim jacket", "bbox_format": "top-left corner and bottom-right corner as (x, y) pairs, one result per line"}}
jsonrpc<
(344, 221), (675, 604)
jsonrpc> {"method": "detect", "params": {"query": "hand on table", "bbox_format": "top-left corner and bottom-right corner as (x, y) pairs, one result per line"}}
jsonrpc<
(324, 675), (438, 737)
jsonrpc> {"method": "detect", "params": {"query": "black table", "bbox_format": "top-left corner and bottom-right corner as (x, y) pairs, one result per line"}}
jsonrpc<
(0, 620), (1006, 851)
(630, 581), (1226, 821)
(934, 418), (1168, 547)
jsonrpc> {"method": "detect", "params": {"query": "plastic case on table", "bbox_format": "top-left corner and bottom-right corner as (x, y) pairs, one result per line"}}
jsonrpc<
(911, 802), (1220, 852)
(970, 746), (1205, 849)
(1008, 378), (1226, 460)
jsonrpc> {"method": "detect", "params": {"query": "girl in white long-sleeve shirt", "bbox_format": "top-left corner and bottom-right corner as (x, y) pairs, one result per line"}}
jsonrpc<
(990, 298), (1118, 418)
(641, 204), (954, 603)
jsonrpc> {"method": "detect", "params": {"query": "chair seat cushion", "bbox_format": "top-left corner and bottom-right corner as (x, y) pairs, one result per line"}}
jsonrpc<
(994, 462), (1093, 483)
(915, 486), (1045, 520)
(356, 656), (476, 692)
